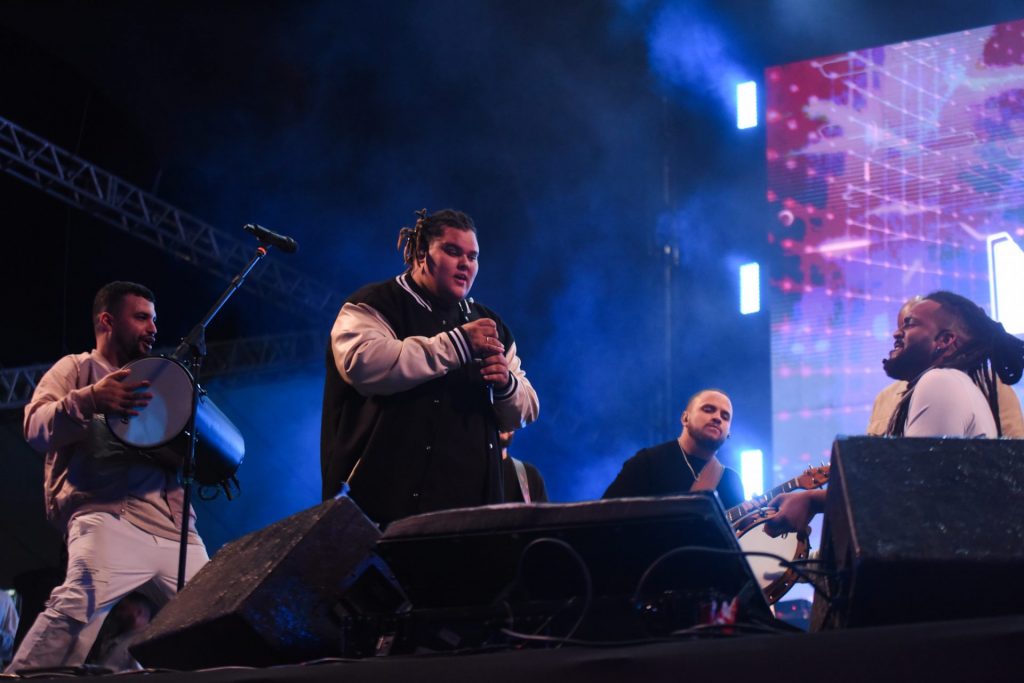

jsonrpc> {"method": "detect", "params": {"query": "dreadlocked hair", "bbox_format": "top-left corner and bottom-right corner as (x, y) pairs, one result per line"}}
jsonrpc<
(886, 379), (914, 437)
(887, 290), (1024, 437)
(396, 208), (476, 268)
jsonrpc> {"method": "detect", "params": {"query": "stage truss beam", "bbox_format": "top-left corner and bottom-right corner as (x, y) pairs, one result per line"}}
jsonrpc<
(0, 115), (341, 321)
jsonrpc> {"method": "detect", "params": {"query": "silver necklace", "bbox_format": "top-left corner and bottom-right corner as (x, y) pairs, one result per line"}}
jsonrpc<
(681, 448), (699, 480)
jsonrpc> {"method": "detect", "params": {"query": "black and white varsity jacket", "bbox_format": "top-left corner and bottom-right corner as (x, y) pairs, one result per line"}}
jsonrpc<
(320, 273), (539, 524)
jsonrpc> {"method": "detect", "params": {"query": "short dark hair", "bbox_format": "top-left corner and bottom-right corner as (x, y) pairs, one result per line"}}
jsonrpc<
(396, 208), (476, 267)
(685, 387), (730, 412)
(888, 290), (1024, 436)
(92, 281), (155, 331)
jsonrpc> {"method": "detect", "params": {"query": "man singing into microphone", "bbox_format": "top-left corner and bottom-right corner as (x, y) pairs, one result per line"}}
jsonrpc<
(321, 208), (539, 525)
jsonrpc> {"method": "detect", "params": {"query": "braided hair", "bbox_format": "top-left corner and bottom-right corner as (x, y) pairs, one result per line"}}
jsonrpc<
(888, 290), (1024, 436)
(396, 208), (476, 268)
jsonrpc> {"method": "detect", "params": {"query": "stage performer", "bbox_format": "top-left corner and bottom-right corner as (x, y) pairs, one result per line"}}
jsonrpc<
(766, 290), (1024, 536)
(321, 208), (539, 525)
(499, 430), (548, 503)
(867, 296), (1024, 437)
(6, 281), (208, 673)
(603, 388), (745, 509)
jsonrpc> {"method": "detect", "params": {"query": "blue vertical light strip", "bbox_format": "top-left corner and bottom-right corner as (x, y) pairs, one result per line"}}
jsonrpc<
(987, 232), (1024, 335)
(739, 262), (760, 314)
(737, 81), (757, 129)
(740, 449), (764, 500)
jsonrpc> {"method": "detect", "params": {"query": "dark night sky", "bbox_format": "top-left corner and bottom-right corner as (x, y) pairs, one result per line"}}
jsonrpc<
(2, 1), (1022, 571)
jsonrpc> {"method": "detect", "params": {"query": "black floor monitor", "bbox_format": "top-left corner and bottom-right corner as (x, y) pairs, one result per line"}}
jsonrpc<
(813, 436), (1024, 630)
(376, 494), (773, 647)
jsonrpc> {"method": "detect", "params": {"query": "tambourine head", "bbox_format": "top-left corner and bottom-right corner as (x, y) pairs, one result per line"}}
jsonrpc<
(106, 356), (194, 448)
(104, 355), (245, 485)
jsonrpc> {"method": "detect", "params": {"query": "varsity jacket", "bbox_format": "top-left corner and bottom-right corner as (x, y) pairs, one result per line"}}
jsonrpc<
(320, 273), (539, 524)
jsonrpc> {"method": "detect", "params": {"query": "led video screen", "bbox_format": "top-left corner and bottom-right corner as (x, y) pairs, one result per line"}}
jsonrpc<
(766, 19), (1024, 479)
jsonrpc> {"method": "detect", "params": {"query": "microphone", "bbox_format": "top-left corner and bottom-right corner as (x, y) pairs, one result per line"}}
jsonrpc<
(243, 223), (299, 253)
(459, 298), (494, 405)
(458, 298), (473, 324)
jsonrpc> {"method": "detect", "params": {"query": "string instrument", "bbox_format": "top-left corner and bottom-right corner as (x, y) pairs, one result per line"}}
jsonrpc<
(727, 464), (829, 604)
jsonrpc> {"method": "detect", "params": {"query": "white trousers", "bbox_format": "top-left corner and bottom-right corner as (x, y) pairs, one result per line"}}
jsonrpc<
(5, 512), (208, 672)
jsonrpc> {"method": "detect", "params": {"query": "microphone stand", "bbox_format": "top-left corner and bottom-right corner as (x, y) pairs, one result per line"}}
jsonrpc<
(172, 244), (269, 591)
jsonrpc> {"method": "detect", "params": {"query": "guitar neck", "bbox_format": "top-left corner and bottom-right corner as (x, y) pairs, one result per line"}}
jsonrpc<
(725, 476), (815, 524)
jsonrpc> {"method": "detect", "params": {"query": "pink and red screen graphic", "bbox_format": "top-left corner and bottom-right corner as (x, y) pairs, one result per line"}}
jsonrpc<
(765, 19), (1024, 479)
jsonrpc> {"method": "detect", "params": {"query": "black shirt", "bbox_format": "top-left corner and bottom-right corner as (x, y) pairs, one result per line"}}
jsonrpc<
(602, 439), (746, 511)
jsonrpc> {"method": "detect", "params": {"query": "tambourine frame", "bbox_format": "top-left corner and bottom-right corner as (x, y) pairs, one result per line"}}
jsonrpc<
(105, 355), (196, 450)
(735, 511), (810, 605)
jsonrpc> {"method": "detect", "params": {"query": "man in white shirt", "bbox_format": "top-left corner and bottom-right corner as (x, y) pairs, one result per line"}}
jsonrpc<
(867, 296), (1023, 436)
(880, 291), (1022, 437)
(766, 290), (1024, 535)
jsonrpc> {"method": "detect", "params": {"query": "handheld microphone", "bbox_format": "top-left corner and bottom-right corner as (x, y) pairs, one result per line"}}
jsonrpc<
(458, 298), (472, 324)
(243, 223), (299, 253)
(459, 298), (494, 405)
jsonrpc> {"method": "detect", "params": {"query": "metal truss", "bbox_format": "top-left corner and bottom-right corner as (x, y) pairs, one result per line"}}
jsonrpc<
(0, 330), (325, 411)
(0, 115), (342, 320)
(199, 329), (325, 379)
(0, 362), (52, 412)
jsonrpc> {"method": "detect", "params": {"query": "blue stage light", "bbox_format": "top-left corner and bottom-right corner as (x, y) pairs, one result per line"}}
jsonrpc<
(740, 449), (764, 500)
(739, 262), (760, 314)
(987, 232), (1024, 335)
(737, 81), (757, 129)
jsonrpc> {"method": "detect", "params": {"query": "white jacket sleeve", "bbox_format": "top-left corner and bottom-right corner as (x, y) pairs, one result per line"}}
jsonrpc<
(332, 302), (472, 396)
(492, 341), (540, 430)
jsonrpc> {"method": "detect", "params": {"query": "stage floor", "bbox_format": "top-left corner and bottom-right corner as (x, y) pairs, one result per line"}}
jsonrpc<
(11, 614), (1023, 683)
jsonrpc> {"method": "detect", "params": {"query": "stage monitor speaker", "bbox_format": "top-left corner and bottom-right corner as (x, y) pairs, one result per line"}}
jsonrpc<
(812, 436), (1024, 630)
(132, 495), (401, 669)
(377, 494), (773, 646)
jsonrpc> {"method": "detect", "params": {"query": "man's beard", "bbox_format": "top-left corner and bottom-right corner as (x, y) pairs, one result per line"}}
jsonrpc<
(882, 344), (931, 381)
(692, 432), (727, 452)
(116, 333), (149, 363)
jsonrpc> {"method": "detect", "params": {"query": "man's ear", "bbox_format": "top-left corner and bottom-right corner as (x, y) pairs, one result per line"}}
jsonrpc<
(934, 329), (957, 356)
(97, 311), (113, 332)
